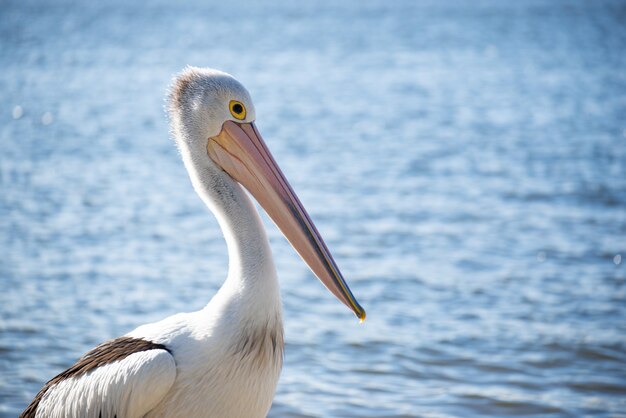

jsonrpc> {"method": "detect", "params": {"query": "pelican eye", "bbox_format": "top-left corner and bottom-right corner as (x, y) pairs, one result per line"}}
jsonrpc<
(229, 100), (246, 120)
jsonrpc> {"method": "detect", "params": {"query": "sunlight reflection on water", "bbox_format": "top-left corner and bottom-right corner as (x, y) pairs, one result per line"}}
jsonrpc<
(1, 0), (625, 416)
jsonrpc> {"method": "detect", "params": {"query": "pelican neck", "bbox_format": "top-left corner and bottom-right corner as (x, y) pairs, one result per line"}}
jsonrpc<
(184, 150), (278, 291)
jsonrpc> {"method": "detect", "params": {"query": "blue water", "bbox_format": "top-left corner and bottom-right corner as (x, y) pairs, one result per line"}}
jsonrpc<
(1, 0), (625, 416)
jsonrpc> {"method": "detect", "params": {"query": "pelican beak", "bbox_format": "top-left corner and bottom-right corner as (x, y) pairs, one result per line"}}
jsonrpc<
(207, 120), (365, 321)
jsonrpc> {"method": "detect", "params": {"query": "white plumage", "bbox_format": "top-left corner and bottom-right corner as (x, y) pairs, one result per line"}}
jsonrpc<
(22, 67), (364, 418)
(37, 350), (176, 417)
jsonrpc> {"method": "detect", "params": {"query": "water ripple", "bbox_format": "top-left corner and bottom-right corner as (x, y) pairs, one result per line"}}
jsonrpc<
(2, 0), (626, 417)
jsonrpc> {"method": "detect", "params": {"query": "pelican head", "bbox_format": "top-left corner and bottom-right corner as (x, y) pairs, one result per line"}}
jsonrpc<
(168, 67), (365, 321)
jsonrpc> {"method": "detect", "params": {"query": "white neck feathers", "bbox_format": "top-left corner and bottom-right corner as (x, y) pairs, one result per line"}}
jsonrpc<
(182, 149), (280, 310)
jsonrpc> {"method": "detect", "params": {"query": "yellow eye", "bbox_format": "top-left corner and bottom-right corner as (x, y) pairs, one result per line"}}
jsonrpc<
(229, 100), (246, 120)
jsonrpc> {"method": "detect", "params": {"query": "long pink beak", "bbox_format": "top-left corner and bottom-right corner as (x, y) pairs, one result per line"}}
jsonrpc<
(207, 121), (365, 321)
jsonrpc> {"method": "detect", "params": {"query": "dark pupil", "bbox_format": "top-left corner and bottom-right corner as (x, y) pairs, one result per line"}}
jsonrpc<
(232, 103), (243, 114)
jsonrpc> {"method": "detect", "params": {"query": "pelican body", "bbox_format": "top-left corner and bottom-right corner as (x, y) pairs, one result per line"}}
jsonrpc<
(20, 67), (364, 418)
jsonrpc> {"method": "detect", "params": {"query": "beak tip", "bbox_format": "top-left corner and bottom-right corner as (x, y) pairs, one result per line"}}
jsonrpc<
(357, 307), (366, 323)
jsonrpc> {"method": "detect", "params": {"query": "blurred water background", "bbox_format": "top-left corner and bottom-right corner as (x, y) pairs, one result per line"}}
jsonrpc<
(1, 0), (626, 416)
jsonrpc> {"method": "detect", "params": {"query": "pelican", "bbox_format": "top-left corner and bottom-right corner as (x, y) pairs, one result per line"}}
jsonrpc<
(20, 67), (364, 418)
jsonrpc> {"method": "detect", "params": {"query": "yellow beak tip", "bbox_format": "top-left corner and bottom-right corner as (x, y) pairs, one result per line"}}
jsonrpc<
(358, 310), (366, 323)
